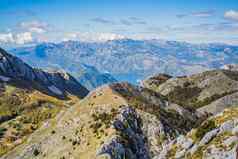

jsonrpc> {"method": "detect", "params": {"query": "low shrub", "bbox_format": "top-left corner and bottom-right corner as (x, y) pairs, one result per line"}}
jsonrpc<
(0, 127), (6, 138)
(195, 120), (216, 140)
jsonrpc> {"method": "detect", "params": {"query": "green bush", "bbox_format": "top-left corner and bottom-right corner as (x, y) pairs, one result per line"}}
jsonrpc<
(195, 120), (216, 140)
(167, 86), (202, 107)
(33, 149), (40, 156)
(0, 127), (6, 138)
(191, 91), (237, 108)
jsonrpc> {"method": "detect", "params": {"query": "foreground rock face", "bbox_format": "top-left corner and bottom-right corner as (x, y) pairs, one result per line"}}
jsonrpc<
(155, 108), (238, 159)
(0, 47), (89, 98)
(222, 64), (238, 72)
(98, 106), (150, 159)
(97, 107), (238, 159)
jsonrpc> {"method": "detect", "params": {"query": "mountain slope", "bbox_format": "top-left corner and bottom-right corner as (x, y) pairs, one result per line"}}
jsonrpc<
(2, 80), (238, 159)
(143, 69), (238, 114)
(2, 82), (199, 159)
(10, 39), (238, 84)
(2, 68), (238, 159)
(0, 47), (88, 156)
(0, 47), (89, 98)
(197, 92), (238, 116)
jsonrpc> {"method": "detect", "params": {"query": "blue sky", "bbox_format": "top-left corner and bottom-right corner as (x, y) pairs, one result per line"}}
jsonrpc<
(0, 0), (238, 46)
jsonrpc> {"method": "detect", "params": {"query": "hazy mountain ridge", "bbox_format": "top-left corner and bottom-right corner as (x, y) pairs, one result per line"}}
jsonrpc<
(10, 43), (117, 90)
(10, 39), (238, 84)
(77, 64), (117, 90)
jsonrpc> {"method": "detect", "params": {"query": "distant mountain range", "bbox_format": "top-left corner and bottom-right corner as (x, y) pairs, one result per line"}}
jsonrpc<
(9, 39), (238, 85)
(9, 44), (117, 90)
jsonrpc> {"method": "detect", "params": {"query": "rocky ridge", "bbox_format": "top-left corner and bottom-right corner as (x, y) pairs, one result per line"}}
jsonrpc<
(155, 107), (238, 159)
(0, 47), (89, 98)
(143, 69), (238, 114)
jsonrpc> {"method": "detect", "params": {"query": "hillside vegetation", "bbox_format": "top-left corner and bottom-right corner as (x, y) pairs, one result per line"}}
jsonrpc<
(143, 69), (238, 113)
(0, 48), (87, 156)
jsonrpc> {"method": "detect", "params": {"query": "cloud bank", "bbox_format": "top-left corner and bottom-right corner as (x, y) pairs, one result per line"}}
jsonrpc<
(0, 32), (33, 44)
(90, 17), (115, 25)
(176, 10), (215, 18)
(224, 10), (238, 21)
(63, 32), (125, 42)
(19, 21), (50, 33)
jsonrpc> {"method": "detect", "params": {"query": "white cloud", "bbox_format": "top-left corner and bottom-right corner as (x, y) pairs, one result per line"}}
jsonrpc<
(97, 33), (125, 41)
(63, 32), (125, 42)
(192, 11), (215, 17)
(224, 10), (238, 21)
(177, 10), (215, 18)
(15, 32), (33, 44)
(0, 20), (49, 46)
(0, 32), (33, 45)
(0, 33), (14, 43)
(28, 27), (46, 33)
(20, 20), (48, 33)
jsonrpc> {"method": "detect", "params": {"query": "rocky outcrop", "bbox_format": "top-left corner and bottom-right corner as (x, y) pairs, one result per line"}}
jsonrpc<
(98, 106), (150, 159)
(155, 107), (238, 159)
(97, 106), (238, 159)
(96, 102), (198, 159)
(142, 74), (172, 89)
(0, 47), (88, 98)
(222, 64), (238, 71)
